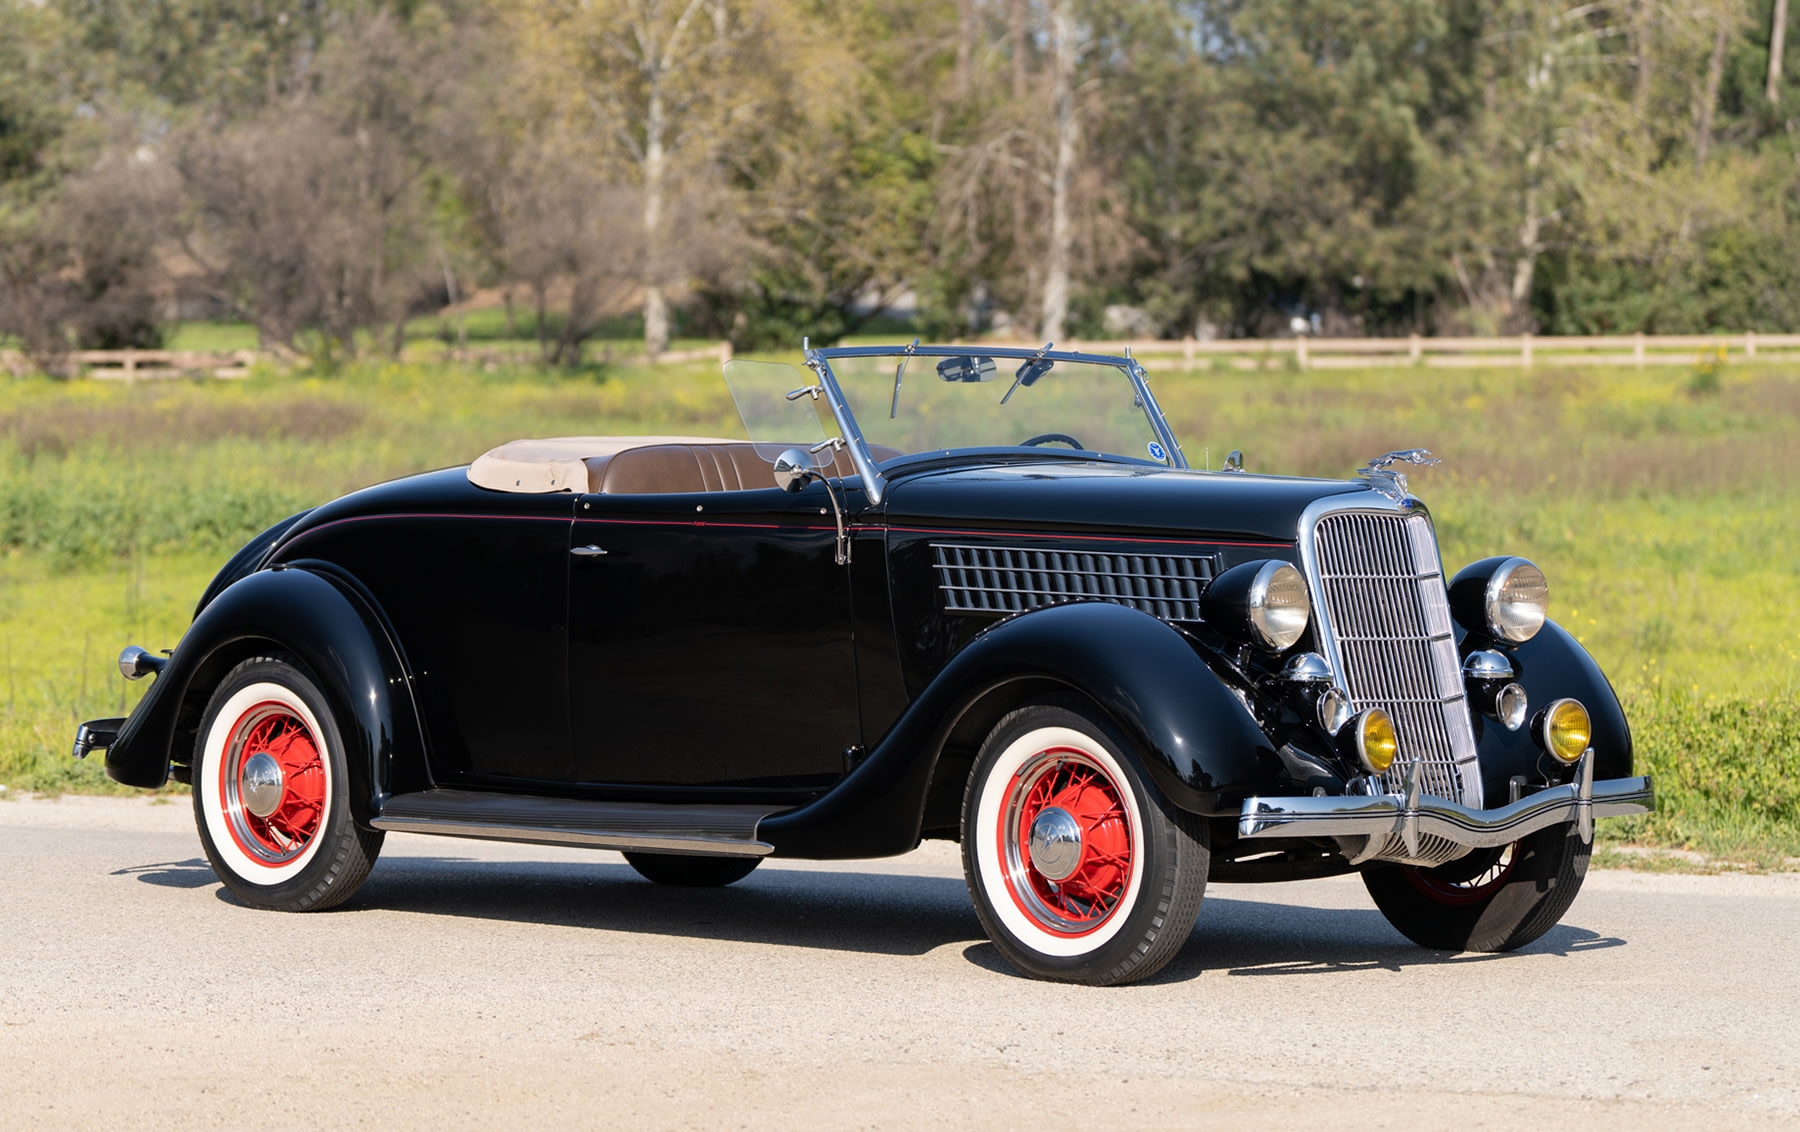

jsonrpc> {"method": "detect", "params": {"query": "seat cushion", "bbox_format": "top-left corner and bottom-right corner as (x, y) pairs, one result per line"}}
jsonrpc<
(467, 436), (743, 493)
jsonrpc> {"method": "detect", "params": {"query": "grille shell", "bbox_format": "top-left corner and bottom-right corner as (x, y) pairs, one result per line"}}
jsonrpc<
(1307, 510), (1483, 809)
(932, 543), (1216, 621)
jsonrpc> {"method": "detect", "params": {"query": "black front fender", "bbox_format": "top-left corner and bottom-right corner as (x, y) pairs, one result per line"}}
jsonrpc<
(760, 601), (1276, 858)
(1467, 618), (1633, 800)
(104, 566), (425, 825)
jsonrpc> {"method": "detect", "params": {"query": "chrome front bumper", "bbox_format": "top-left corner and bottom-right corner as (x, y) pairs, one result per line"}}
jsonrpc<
(1238, 751), (1654, 853)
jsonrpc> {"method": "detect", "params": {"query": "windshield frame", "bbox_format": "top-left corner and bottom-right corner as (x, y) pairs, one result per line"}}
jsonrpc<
(799, 343), (1188, 505)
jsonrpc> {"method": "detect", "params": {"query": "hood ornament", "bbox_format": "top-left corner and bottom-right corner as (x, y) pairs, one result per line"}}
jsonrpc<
(1358, 449), (1440, 501)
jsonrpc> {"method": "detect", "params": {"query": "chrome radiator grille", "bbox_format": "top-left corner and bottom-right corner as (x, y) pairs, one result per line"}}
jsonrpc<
(932, 543), (1215, 620)
(1310, 512), (1483, 807)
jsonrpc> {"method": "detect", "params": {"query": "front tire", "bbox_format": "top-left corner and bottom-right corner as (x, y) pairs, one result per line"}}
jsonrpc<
(192, 656), (382, 911)
(961, 702), (1209, 985)
(1362, 823), (1591, 952)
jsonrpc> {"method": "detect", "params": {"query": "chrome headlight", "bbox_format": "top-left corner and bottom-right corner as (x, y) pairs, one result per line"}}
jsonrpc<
(1202, 559), (1311, 653)
(1449, 556), (1548, 643)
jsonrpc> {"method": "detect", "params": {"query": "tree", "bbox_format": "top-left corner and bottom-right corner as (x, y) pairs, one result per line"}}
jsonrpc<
(513, 0), (758, 356)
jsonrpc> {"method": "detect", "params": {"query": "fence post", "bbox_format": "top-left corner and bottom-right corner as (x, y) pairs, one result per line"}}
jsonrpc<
(124, 349), (137, 386)
(1634, 332), (1645, 369)
(1296, 337), (1308, 371)
(1409, 333), (1421, 364)
(1183, 336), (1195, 369)
(1746, 330), (1757, 360)
(718, 340), (733, 364)
(1521, 333), (1532, 368)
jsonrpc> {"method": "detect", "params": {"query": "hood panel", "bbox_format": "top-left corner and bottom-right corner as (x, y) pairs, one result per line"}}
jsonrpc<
(881, 462), (1363, 543)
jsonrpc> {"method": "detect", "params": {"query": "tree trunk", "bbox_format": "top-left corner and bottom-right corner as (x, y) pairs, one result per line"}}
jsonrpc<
(1770, 0), (1789, 104)
(1509, 146), (1543, 329)
(956, 0), (974, 96)
(1010, 0), (1029, 102)
(643, 81), (670, 358)
(1697, 14), (1729, 168)
(1632, 0), (1654, 115)
(1039, 0), (1077, 343)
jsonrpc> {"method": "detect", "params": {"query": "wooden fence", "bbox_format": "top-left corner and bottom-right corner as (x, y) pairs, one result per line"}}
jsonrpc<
(5, 333), (1797, 379)
(1058, 332), (1800, 371)
(0, 340), (734, 380)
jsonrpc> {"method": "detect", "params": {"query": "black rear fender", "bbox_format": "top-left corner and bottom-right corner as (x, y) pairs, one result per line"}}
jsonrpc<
(760, 601), (1276, 858)
(104, 565), (425, 825)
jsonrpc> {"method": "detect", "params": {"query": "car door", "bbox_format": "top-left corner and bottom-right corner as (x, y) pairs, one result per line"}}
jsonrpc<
(564, 476), (860, 792)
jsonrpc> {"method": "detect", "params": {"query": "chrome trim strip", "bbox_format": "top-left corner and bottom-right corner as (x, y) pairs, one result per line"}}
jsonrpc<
(1238, 758), (1654, 851)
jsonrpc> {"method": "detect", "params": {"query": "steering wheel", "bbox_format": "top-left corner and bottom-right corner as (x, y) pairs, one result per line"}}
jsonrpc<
(1019, 433), (1086, 450)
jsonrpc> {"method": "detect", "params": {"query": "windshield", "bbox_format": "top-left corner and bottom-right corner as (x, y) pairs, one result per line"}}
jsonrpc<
(821, 349), (1174, 466)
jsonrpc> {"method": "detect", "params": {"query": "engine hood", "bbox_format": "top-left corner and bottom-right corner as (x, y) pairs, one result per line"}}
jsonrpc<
(879, 460), (1366, 543)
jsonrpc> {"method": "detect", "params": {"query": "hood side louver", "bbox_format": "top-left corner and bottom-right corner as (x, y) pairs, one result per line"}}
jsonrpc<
(932, 542), (1217, 621)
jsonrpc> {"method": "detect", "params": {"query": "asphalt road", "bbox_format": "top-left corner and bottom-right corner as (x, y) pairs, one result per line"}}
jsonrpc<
(3, 795), (1796, 1131)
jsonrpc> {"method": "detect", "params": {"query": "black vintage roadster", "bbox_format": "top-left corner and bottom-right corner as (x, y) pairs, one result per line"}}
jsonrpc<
(76, 343), (1653, 985)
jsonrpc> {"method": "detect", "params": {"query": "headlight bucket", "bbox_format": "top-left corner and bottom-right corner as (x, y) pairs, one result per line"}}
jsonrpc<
(1535, 698), (1592, 763)
(1201, 559), (1311, 653)
(1448, 556), (1548, 643)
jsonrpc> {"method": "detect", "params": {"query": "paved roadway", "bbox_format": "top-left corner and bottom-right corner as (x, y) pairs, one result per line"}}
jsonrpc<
(2, 795), (1796, 1131)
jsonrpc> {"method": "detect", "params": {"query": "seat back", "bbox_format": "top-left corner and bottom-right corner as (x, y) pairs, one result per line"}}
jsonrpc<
(591, 442), (896, 494)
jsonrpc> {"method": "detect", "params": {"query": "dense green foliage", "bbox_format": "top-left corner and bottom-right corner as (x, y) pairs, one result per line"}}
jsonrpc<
(8, 0), (1800, 359)
(1, 358), (1794, 870)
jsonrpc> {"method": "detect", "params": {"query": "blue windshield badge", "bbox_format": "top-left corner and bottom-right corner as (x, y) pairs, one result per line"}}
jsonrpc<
(1147, 442), (1167, 462)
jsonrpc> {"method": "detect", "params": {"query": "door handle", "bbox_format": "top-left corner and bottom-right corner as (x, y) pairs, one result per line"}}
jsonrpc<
(570, 545), (608, 558)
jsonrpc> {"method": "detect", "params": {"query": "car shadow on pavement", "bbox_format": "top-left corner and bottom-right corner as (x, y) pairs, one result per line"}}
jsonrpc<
(962, 895), (1627, 984)
(111, 858), (220, 889)
(249, 854), (990, 958)
(1144, 895), (1626, 984)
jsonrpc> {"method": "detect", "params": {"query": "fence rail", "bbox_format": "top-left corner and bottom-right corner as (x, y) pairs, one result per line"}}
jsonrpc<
(0, 340), (734, 380)
(1055, 332), (1800, 371)
(3, 333), (1795, 379)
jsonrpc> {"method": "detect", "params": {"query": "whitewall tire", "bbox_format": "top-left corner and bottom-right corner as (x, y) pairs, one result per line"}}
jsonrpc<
(192, 656), (382, 911)
(961, 702), (1209, 985)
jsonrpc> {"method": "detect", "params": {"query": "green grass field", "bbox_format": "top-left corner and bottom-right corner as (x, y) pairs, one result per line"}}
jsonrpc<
(2, 352), (1794, 866)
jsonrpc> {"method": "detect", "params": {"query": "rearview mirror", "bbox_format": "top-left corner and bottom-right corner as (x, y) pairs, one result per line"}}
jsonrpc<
(937, 355), (997, 383)
(1014, 358), (1054, 387)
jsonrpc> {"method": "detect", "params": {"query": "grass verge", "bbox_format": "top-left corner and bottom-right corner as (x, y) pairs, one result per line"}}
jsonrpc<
(1, 355), (1795, 870)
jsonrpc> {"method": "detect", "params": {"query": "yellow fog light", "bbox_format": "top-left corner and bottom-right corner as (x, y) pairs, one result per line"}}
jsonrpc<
(1353, 708), (1398, 774)
(1538, 698), (1592, 763)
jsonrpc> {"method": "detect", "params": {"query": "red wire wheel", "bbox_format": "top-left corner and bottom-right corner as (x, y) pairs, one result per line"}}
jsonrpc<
(1401, 844), (1518, 907)
(219, 702), (328, 866)
(999, 748), (1136, 936)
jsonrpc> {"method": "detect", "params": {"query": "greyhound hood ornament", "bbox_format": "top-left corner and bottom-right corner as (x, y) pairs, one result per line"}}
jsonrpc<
(1358, 449), (1440, 501)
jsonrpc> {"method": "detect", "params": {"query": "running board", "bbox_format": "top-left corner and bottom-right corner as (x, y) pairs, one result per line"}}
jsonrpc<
(371, 789), (781, 857)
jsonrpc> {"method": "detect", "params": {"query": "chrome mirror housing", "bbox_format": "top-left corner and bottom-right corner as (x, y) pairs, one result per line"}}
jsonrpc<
(772, 448), (815, 493)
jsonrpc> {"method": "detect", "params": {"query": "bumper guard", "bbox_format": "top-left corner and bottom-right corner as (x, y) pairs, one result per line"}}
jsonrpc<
(1238, 751), (1654, 852)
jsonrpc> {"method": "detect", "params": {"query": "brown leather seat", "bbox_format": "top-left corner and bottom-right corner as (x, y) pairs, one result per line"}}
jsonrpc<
(590, 442), (900, 495)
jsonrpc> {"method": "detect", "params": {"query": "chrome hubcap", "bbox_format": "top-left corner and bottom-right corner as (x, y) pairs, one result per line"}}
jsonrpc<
(241, 752), (285, 818)
(1027, 806), (1083, 882)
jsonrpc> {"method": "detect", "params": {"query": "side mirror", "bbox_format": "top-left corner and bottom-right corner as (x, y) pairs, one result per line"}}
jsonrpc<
(772, 447), (815, 493)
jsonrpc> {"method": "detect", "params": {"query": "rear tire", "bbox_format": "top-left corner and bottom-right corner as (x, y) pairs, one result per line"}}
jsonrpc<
(1362, 823), (1591, 952)
(623, 852), (760, 887)
(192, 656), (382, 912)
(961, 702), (1208, 985)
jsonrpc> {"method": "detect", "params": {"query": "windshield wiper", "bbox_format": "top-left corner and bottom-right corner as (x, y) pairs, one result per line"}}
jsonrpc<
(889, 338), (919, 419)
(1000, 342), (1055, 405)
